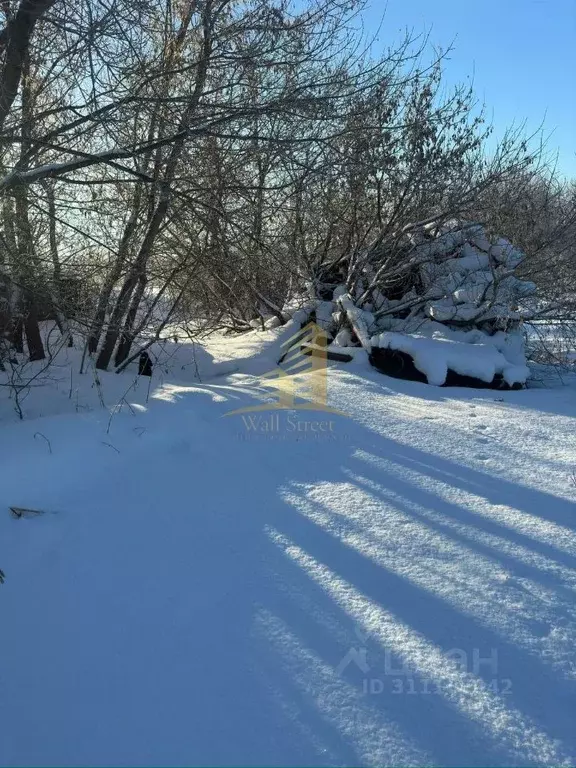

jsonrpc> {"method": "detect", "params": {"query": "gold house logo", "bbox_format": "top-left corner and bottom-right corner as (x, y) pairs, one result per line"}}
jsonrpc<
(224, 322), (346, 422)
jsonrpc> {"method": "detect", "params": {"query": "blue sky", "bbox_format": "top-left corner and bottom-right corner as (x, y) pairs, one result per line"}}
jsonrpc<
(361, 0), (576, 178)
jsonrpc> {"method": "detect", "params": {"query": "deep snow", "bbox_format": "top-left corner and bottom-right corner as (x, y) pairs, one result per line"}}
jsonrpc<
(1, 329), (575, 766)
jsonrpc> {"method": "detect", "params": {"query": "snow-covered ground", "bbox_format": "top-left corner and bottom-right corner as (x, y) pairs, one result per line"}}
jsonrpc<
(1, 328), (576, 766)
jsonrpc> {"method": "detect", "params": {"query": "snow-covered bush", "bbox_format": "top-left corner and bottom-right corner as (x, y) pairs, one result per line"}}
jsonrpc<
(281, 221), (536, 387)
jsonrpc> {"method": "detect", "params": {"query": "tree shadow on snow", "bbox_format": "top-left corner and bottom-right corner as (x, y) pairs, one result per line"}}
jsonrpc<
(48, 378), (575, 767)
(131, 378), (576, 767)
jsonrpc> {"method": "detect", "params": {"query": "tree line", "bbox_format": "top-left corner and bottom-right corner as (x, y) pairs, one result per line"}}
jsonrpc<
(0, 0), (574, 376)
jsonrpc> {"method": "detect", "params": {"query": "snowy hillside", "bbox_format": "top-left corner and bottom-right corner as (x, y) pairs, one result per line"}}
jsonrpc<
(1, 329), (576, 766)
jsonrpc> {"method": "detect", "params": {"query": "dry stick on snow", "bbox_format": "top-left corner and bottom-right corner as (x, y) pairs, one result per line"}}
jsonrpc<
(33, 431), (52, 454)
(9, 506), (45, 518)
(101, 441), (120, 454)
(106, 388), (138, 435)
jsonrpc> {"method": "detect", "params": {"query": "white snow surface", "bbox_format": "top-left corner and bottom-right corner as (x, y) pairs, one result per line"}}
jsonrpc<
(1, 328), (576, 767)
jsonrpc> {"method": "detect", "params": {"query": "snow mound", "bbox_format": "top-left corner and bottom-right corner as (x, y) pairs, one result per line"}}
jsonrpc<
(372, 332), (529, 387)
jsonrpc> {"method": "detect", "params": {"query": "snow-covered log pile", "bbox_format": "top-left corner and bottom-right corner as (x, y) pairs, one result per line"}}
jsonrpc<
(281, 221), (537, 388)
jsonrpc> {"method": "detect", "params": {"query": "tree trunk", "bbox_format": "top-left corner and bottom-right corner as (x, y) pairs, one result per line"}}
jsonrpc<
(95, 2), (211, 370)
(87, 185), (143, 354)
(114, 271), (147, 367)
(10, 46), (45, 361)
(44, 181), (73, 346)
(24, 301), (44, 361)
(13, 188), (45, 361)
(0, 0), (56, 132)
(1, 271), (25, 354)
(11, 315), (24, 353)
(96, 196), (168, 370)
